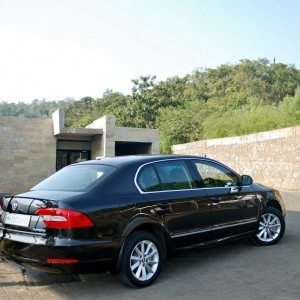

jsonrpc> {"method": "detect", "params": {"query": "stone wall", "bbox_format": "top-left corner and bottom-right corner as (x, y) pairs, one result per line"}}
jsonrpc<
(0, 117), (56, 194)
(172, 126), (300, 191)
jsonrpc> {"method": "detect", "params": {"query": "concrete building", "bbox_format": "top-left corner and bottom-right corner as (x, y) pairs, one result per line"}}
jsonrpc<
(0, 109), (159, 194)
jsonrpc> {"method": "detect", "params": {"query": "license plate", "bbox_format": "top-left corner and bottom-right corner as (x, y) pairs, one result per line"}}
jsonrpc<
(5, 213), (31, 227)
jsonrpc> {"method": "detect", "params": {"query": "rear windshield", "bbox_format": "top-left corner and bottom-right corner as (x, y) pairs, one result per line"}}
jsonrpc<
(31, 164), (116, 192)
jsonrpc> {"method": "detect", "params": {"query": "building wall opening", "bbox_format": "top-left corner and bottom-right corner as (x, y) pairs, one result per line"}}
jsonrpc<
(115, 142), (152, 156)
(56, 150), (91, 170)
(56, 140), (92, 170)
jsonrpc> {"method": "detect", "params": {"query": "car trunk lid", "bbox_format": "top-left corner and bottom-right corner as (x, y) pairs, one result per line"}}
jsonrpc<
(0, 190), (95, 239)
(0, 190), (84, 233)
(0, 196), (56, 233)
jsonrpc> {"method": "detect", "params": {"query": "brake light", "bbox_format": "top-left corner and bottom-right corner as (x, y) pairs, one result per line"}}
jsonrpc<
(47, 258), (79, 264)
(35, 208), (94, 229)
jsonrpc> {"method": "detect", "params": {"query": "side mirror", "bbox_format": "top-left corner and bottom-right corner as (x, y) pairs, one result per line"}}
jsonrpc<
(241, 175), (253, 186)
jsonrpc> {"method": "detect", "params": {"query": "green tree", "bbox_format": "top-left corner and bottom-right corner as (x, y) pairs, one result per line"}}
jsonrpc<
(1, 59), (299, 154)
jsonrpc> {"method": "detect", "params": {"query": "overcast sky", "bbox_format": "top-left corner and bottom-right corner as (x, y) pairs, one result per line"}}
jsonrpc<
(0, 0), (299, 103)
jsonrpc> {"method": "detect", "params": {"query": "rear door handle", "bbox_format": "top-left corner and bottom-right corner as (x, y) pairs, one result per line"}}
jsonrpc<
(155, 203), (171, 215)
(211, 199), (220, 206)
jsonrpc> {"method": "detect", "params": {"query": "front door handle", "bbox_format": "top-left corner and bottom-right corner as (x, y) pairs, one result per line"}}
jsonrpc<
(229, 186), (239, 194)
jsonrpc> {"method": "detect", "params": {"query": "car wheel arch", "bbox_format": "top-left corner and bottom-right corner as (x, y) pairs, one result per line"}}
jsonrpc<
(115, 217), (169, 272)
(266, 198), (282, 213)
(122, 215), (169, 237)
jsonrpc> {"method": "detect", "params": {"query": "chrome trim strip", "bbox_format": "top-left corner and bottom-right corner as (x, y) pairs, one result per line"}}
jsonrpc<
(211, 218), (257, 230)
(133, 157), (250, 194)
(0, 226), (46, 237)
(171, 218), (257, 239)
(171, 227), (212, 238)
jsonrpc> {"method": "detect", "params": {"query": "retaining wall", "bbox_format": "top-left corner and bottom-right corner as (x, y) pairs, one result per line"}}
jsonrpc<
(172, 126), (300, 191)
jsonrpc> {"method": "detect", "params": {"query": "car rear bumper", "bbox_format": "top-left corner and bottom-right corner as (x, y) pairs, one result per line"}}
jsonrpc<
(0, 227), (120, 274)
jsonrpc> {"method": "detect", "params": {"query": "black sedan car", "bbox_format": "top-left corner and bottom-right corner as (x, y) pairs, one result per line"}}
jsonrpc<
(0, 155), (286, 287)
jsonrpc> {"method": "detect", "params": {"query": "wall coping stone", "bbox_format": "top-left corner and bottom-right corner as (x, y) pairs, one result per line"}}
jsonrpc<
(172, 126), (300, 150)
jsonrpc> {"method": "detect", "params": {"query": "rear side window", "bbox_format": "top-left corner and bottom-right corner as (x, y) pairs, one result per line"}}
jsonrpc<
(155, 160), (195, 190)
(137, 165), (160, 192)
(31, 164), (116, 192)
(136, 160), (195, 192)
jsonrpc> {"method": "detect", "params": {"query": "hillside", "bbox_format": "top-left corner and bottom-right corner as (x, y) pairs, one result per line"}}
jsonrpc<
(1, 58), (299, 153)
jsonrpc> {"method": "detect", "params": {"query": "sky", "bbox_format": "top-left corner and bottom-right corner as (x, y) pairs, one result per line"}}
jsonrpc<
(0, 0), (299, 103)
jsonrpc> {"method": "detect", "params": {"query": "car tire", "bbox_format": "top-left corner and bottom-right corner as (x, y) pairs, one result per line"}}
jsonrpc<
(252, 206), (285, 246)
(117, 231), (163, 288)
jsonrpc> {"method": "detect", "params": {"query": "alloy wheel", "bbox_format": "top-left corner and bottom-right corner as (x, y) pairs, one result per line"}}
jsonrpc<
(256, 213), (281, 242)
(130, 240), (159, 281)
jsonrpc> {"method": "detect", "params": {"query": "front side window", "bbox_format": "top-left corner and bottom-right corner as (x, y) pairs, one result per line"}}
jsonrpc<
(192, 160), (240, 188)
(31, 164), (116, 192)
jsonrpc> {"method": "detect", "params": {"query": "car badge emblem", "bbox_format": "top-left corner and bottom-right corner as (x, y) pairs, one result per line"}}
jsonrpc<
(12, 202), (18, 211)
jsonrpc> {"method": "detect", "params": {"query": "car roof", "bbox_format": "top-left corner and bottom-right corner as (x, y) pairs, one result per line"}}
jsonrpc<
(77, 154), (207, 167)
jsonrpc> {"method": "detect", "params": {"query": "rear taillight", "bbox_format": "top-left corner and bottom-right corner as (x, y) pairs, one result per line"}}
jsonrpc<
(0, 200), (3, 216)
(35, 208), (94, 229)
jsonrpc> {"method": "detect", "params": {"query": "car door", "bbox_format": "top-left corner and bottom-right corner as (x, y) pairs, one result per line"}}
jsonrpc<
(191, 159), (259, 239)
(136, 159), (211, 247)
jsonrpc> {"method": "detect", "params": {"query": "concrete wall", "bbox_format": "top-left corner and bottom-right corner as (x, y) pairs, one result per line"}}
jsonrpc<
(0, 117), (56, 194)
(87, 116), (160, 157)
(87, 115), (116, 158)
(0, 112), (160, 194)
(172, 126), (300, 191)
(115, 127), (160, 154)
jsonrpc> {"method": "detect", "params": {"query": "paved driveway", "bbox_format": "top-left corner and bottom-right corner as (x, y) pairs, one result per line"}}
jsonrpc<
(1, 191), (299, 300)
